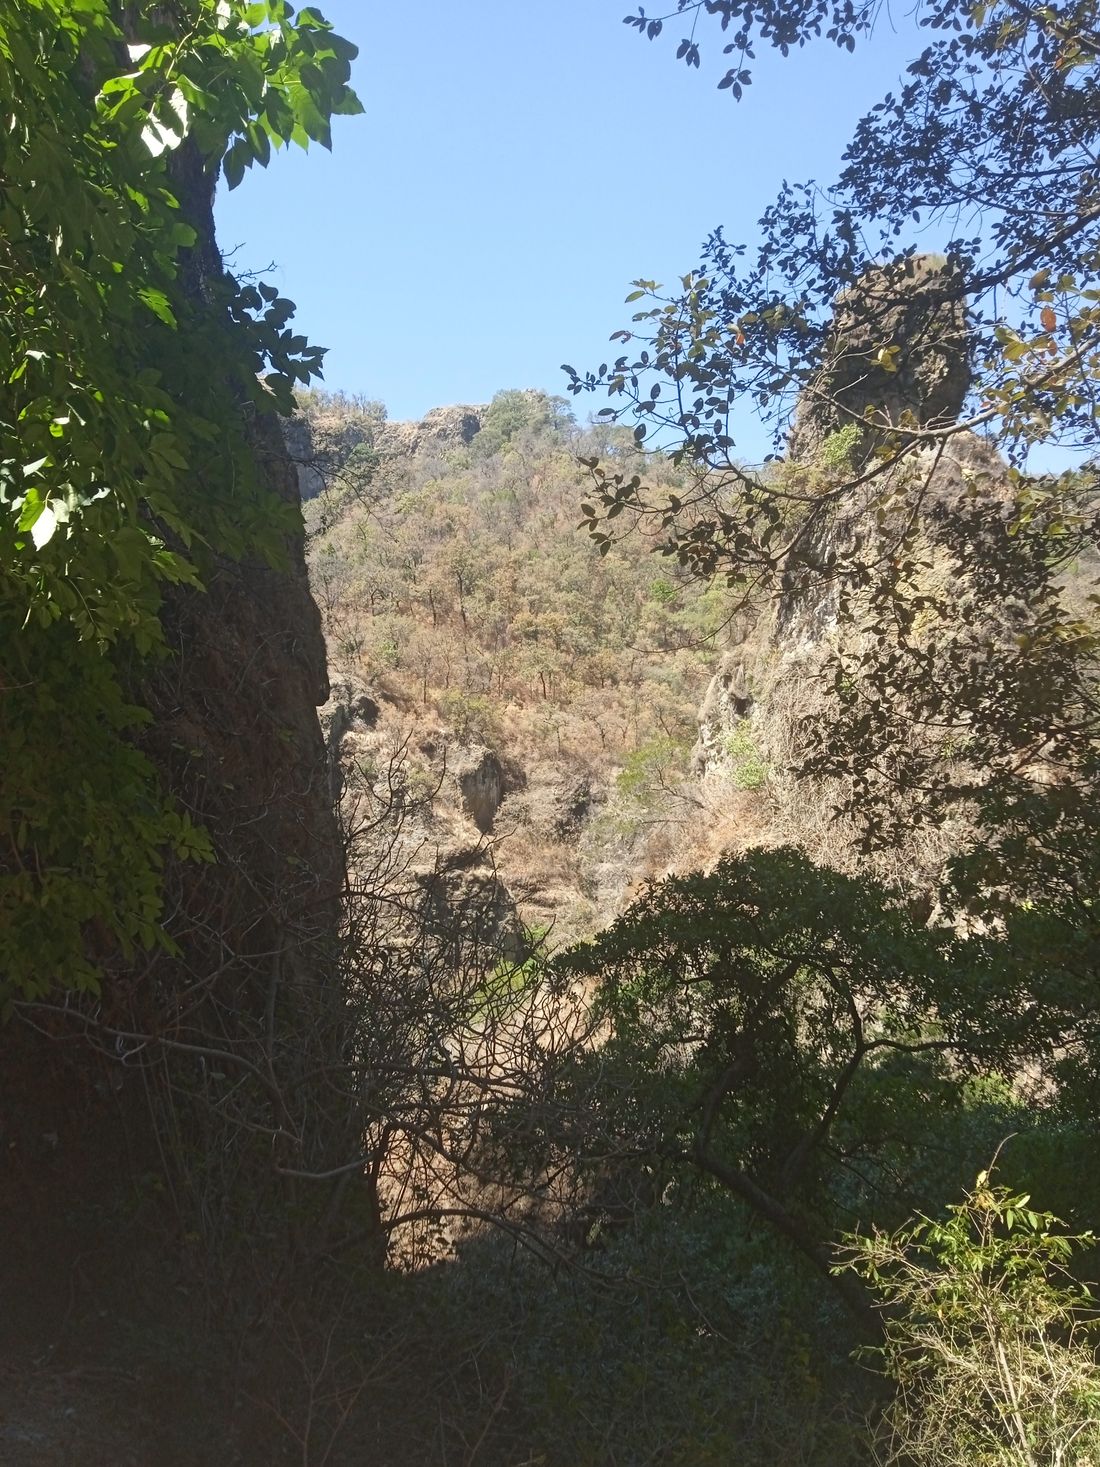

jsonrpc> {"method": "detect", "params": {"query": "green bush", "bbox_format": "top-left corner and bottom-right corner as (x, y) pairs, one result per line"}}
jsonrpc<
(845, 1174), (1100, 1467)
(819, 423), (864, 475)
(723, 717), (768, 789)
(437, 690), (501, 746)
(420, 1199), (871, 1467)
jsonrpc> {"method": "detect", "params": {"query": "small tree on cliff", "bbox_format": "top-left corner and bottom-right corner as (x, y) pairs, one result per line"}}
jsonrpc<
(567, 0), (1100, 896)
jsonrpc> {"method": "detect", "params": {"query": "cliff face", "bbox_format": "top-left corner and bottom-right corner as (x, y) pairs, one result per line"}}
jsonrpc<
(287, 400), (486, 501)
(138, 111), (341, 979)
(787, 254), (971, 462)
(689, 257), (1000, 877)
(122, 168), (345, 1213)
(144, 406), (338, 993)
(0, 143), (344, 1352)
(0, 20), (351, 1461)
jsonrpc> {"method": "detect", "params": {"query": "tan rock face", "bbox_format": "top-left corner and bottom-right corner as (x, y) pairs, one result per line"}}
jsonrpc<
(777, 256), (976, 641)
(376, 404), (485, 459)
(691, 650), (755, 778)
(687, 256), (996, 878)
(455, 747), (505, 834)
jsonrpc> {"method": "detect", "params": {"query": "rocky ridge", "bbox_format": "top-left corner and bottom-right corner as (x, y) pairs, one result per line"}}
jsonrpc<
(296, 390), (714, 949)
(688, 256), (1020, 892)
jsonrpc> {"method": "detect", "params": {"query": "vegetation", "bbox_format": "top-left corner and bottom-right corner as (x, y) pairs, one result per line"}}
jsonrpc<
(722, 716), (767, 788)
(302, 386), (738, 929)
(7, 2), (1100, 1464)
(305, 386), (721, 746)
(573, 0), (1100, 879)
(844, 1174), (1100, 1467)
(0, 0), (360, 1001)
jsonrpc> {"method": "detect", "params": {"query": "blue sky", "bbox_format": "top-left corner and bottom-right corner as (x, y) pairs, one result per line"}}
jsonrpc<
(215, 1), (927, 444)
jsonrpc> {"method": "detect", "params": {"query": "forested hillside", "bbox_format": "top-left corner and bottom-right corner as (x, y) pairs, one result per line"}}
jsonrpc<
(297, 386), (745, 936)
(284, 359), (1100, 1465)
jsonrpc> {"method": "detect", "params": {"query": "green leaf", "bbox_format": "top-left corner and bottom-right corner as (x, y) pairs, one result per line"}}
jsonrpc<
(222, 137), (250, 189)
(138, 287), (177, 326)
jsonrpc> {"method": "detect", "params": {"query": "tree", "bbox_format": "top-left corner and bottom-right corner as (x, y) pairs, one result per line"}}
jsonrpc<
(843, 1172), (1100, 1467)
(0, 1), (361, 999)
(553, 850), (943, 1316)
(549, 844), (1100, 1325)
(472, 388), (575, 460)
(567, 0), (1100, 890)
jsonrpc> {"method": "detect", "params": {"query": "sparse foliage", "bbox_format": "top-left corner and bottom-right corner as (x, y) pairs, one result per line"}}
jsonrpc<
(844, 1173), (1100, 1467)
(566, 0), (1100, 883)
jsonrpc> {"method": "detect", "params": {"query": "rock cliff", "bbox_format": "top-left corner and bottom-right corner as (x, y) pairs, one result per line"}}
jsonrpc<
(321, 674), (525, 960)
(690, 255), (999, 879)
(287, 400), (486, 502)
(378, 404), (485, 458)
(787, 254), (971, 462)
(1, 137), (345, 1353)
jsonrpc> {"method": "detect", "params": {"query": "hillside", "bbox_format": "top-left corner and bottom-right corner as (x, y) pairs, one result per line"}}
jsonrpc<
(294, 387), (747, 940)
(292, 375), (1004, 946)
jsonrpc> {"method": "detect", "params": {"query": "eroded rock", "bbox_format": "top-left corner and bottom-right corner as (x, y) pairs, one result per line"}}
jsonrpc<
(454, 746), (504, 834)
(788, 253), (971, 463)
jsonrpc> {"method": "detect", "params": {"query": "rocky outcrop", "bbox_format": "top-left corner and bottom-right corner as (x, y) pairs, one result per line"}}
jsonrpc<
(417, 847), (525, 962)
(285, 397), (385, 500)
(788, 254), (971, 463)
(498, 767), (595, 843)
(692, 255), (989, 805)
(455, 746), (505, 834)
(287, 402), (484, 506)
(326, 688), (525, 959)
(377, 404), (484, 458)
(321, 674), (381, 795)
(691, 649), (756, 777)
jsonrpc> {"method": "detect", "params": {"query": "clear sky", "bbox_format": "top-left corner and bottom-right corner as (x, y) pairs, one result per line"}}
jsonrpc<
(215, 1), (927, 444)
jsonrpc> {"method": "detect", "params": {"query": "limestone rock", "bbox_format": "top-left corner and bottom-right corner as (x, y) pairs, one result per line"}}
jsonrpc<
(691, 651), (755, 777)
(498, 766), (595, 843)
(284, 399), (383, 500)
(691, 258), (986, 798)
(378, 404), (484, 459)
(417, 848), (525, 962)
(321, 675), (382, 794)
